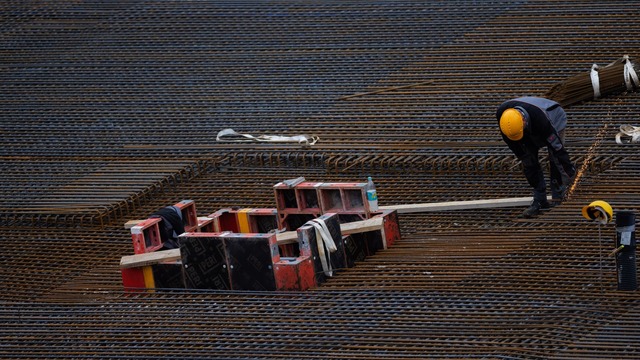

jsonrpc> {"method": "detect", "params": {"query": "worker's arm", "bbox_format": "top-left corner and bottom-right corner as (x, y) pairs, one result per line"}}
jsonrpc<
(503, 135), (527, 159)
(546, 130), (576, 179)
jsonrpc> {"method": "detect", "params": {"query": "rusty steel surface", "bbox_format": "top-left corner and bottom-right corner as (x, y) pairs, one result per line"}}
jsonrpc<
(2, 0), (640, 359)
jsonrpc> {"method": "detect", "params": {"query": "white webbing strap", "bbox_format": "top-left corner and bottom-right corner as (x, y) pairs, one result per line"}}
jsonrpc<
(616, 124), (640, 144)
(590, 64), (601, 99)
(216, 128), (319, 146)
(307, 218), (337, 277)
(623, 55), (640, 91)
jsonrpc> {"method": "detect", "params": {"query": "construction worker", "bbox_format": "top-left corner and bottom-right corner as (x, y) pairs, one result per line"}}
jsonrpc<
(497, 97), (576, 217)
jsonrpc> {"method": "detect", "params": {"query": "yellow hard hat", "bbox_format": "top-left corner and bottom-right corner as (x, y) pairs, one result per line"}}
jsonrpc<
(499, 108), (525, 141)
(582, 200), (613, 224)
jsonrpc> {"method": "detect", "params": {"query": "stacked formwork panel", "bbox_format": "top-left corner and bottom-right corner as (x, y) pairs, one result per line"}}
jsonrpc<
(274, 181), (376, 230)
(120, 182), (401, 292)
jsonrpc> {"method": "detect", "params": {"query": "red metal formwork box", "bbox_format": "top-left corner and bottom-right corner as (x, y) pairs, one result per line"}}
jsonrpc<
(121, 267), (147, 289)
(273, 255), (316, 291)
(172, 200), (199, 233)
(296, 213), (347, 285)
(378, 209), (401, 248)
(131, 217), (164, 254)
(274, 181), (324, 213)
(236, 208), (279, 233)
(197, 216), (215, 232)
(207, 208), (240, 233)
(294, 182), (323, 213)
(318, 182), (371, 218)
(206, 208), (280, 233)
(274, 181), (323, 231)
(248, 208), (279, 233)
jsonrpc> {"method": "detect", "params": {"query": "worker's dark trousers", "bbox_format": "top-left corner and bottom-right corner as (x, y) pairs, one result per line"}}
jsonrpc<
(523, 130), (568, 202)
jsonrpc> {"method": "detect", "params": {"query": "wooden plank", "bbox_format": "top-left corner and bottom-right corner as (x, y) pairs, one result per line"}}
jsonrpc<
(120, 249), (181, 269)
(124, 220), (144, 229)
(275, 231), (298, 244)
(340, 216), (384, 234)
(276, 217), (383, 245)
(378, 196), (550, 214)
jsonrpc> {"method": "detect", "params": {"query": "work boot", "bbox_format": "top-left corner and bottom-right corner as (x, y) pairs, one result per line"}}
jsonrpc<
(523, 199), (551, 218)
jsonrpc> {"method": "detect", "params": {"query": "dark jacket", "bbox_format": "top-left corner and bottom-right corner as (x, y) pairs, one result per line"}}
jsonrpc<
(496, 97), (575, 195)
(496, 96), (567, 158)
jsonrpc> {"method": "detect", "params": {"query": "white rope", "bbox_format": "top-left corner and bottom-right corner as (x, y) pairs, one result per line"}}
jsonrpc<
(615, 124), (640, 144)
(623, 55), (640, 91)
(307, 218), (337, 277)
(216, 128), (319, 146)
(590, 64), (601, 99)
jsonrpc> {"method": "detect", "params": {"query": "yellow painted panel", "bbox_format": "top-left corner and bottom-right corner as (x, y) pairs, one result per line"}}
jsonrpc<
(237, 208), (252, 233)
(142, 265), (156, 289)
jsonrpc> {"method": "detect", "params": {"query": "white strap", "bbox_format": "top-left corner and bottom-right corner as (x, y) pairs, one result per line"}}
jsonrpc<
(623, 55), (640, 91)
(590, 64), (601, 99)
(615, 124), (640, 144)
(216, 128), (319, 146)
(307, 218), (337, 277)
